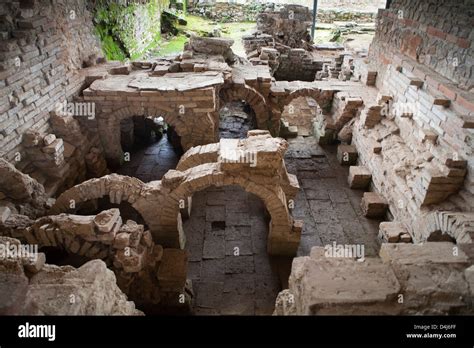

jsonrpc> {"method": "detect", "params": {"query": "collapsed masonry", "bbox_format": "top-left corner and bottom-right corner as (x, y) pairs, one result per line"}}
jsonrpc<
(1, 0), (474, 315)
(1, 131), (301, 312)
(273, 0), (474, 314)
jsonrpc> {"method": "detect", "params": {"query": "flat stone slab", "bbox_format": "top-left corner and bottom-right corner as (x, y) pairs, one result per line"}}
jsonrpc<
(380, 242), (470, 265)
(290, 250), (400, 313)
(128, 71), (224, 91)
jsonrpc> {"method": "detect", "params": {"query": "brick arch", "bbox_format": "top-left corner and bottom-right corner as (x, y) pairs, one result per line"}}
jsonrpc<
(279, 87), (327, 109)
(48, 174), (159, 230)
(158, 162), (301, 256)
(220, 85), (270, 130)
(416, 211), (474, 244)
(97, 105), (193, 166)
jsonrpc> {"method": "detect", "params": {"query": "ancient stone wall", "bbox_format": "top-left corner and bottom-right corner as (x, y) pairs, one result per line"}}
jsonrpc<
(190, 1), (384, 23)
(1, 0), (102, 161)
(0, 0), (107, 196)
(0, 236), (143, 315)
(48, 131), (303, 256)
(0, 208), (191, 312)
(369, 0), (474, 90)
(275, 243), (474, 315)
(347, 0), (474, 242)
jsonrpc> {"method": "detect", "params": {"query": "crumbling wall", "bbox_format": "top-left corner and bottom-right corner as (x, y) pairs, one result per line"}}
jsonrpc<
(349, 0), (474, 241)
(190, 1), (384, 23)
(0, 0), (108, 196)
(0, 236), (143, 315)
(275, 243), (474, 315)
(256, 4), (312, 49)
(369, 0), (473, 90)
(0, 0), (102, 161)
(0, 208), (191, 313)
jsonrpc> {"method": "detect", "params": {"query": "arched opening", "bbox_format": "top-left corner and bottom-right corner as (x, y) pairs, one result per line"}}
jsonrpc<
(117, 114), (182, 181)
(38, 246), (91, 268)
(219, 100), (257, 139)
(280, 96), (320, 138)
(183, 185), (291, 315)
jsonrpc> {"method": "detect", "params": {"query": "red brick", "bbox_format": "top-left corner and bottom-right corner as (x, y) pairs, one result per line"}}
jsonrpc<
(456, 93), (474, 113)
(427, 26), (447, 40)
(380, 53), (391, 65)
(457, 38), (471, 49)
(438, 83), (457, 100)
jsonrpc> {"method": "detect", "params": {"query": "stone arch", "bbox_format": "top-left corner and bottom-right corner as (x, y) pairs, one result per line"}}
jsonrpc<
(97, 105), (192, 166)
(220, 84), (270, 130)
(158, 162), (301, 255)
(416, 211), (474, 244)
(279, 87), (329, 111)
(48, 174), (159, 231)
(275, 87), (335, 136)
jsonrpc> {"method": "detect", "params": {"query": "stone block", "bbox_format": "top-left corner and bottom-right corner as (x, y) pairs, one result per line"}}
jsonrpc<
(379, 242), (469, 265)
(378, 221), (407, 243)
(348, 166), (371, 189)
(289, 249), (400, 315)
(93, 208), (121, 233)
(337, 144), (358, 166)
(43, 134), (56, 146)
(0, 206), (11, 224)
(23, 252), (46, 274)
(361, 192), (388, 218)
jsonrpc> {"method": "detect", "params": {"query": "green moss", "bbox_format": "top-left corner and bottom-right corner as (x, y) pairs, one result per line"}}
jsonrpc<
(93, 0), (169, 61)
(155, 35), (188, 56)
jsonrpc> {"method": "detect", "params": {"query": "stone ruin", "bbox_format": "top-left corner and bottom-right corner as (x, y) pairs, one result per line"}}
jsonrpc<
(0, 0), (473, 316)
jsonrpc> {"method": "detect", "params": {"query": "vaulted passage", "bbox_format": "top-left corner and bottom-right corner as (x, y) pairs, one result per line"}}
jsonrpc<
(183, 186), (288, 315)
(219, 101), (257, 139)
(1, 0), (473, 321)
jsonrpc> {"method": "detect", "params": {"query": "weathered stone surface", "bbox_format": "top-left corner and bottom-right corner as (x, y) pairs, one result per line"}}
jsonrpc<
(378, 221), (408, 243)
(157, 249), (188, 292)
(28, 260), (143, 315)
(337, 144), (358, 165)
(348, 166), (371, 189)
(283, 247), (401, 315)
(379, 242), (469, 266)
(93, 208), (121, 233)
(360, 192), (388, 218)
(0, 159), (48, 216)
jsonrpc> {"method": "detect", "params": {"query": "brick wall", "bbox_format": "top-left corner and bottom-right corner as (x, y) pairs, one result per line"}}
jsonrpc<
(0, 0), (102, 164)
(369, 0), (474, 90)
(352, 0), (474, 240)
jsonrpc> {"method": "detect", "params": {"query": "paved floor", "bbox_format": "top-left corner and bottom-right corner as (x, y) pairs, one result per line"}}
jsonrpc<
(117, 129), (382, 315)
(117, 134), (180, 182)
(286, 136), (381, 257)
(183, 186), (284, 315)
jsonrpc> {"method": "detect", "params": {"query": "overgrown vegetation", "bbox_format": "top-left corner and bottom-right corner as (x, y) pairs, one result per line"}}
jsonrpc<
(93, 0), (168, 61)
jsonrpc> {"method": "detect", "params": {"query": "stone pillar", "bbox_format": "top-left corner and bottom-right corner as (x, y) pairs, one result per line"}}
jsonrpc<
(267, 220), (302, 256)
(97, 118), (123, 168)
